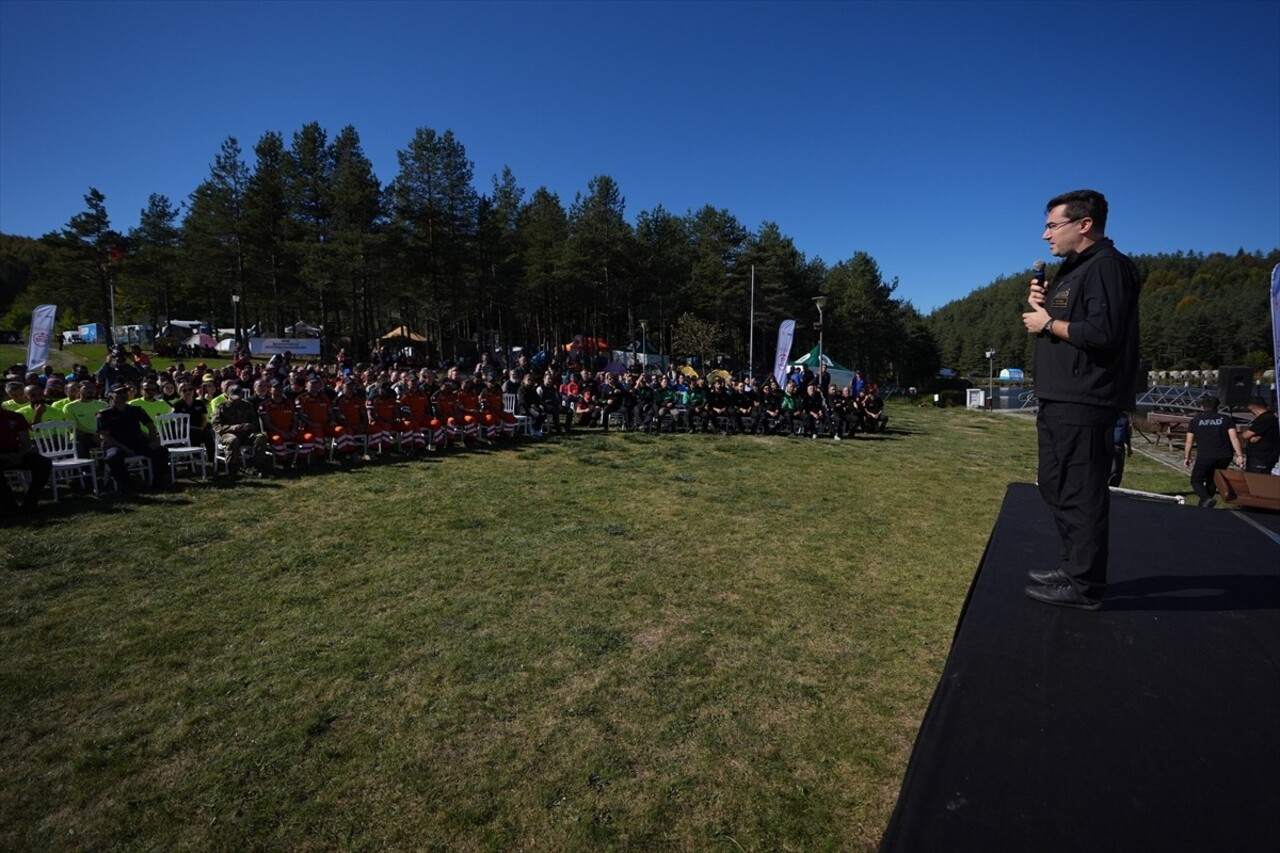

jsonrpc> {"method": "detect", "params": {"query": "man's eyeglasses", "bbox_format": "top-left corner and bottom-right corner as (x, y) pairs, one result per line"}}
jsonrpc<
(1044, 218), (1082, 232)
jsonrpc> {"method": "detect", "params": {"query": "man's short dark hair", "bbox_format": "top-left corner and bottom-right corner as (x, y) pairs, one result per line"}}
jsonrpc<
(1200, 394), (1220, 411)
(1046, 189), (1108, 234)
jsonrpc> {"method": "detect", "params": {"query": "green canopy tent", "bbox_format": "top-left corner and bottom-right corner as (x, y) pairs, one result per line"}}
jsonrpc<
(789, 346), (855, 390)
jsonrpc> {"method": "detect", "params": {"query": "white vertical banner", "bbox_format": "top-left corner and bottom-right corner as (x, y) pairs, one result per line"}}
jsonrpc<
(773, 320), (796, 388)
(26, 304), (57, 369)
(1270, 264), (1279, 391)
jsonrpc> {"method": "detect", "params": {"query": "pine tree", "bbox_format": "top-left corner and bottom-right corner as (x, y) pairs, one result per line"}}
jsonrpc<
(329, 125), (384, 357)
(182, 137), (248, 332)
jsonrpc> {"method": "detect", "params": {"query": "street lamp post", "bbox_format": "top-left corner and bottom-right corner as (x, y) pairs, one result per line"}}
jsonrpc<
(232, 293), (242, 347)
(985, 348), (996, 409)
(813, 296), (827, 378)
(639, 319), (648, 373)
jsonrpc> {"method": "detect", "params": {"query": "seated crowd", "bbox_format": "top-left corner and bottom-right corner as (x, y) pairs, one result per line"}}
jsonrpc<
(2, 350), (887, 513)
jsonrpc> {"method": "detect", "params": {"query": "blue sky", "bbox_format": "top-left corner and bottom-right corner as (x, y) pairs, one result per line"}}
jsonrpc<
(1, 0), (1277, 313)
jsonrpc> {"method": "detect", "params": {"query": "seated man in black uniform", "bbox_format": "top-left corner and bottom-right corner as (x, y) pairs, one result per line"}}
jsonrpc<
(832, 386), (863, 438)
(860, 386), (889, 433)
(801, 382), (828, 438)
(758, 379), (784, 435)
(600, 374), (632, 432)
(98, 384), (171, 490)
(706, 378), (735, 434)
(735, 378), (759, 434)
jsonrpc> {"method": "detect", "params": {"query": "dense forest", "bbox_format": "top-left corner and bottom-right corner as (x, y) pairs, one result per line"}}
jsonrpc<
(1, 121), (1275, 383)
(0, 123), (931, 384)
(928, 249), (1279, 377)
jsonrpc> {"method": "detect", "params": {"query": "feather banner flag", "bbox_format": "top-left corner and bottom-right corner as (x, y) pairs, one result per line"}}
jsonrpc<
(773, 320), (795, 389)
(26, 304), (57, 370)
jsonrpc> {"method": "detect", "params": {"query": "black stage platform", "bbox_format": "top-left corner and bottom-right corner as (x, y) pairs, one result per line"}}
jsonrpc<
(880, 483), (1280, 853)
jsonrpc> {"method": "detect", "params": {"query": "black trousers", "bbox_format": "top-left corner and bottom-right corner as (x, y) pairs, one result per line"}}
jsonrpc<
(1245, 449), (1278, 475)
(1189, 456), (1230, 502)
(1036, 404), (1114, 598)
(104, 443), (171, 488)
(1, 450), (53, 511)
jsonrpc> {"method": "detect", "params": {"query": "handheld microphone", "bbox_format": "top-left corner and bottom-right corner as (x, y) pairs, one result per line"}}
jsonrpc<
(1031, 259), (1046, 288)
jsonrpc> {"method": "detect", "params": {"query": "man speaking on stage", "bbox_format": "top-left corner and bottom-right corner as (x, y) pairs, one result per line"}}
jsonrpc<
(1020, 189), (1141, 611)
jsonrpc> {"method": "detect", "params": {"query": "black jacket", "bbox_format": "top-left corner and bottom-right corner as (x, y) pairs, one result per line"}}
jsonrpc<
(1034, 238), (1141, 411)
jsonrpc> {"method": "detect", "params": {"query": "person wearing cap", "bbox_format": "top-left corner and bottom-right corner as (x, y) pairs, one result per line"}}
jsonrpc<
(98, 384), (170, 490)
(212, 384), (271, 477)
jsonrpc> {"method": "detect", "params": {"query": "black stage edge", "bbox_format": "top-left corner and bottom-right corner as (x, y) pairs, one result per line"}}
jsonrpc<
(879, 482), (1280, 853)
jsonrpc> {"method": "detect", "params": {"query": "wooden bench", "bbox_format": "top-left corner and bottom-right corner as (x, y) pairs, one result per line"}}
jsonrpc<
(1214, 469), (1280, 511)
(1142, 412), (1191, 447)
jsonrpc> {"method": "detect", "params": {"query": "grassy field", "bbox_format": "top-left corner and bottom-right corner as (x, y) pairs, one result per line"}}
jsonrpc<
(1, 403), (1189, 850)
(1, 343), (238, 379)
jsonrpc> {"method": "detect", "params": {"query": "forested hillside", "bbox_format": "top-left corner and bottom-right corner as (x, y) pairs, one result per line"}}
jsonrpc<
(1, 120), (1274, 384)
(928, 249), (1278, 376)
(0, 123), (936, 383)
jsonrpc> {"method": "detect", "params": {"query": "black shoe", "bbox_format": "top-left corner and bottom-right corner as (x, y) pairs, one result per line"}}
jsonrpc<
(1025, 582), (1102, 611)
(1027, 566), (1069, 585)
(1200, 496), (1218, 509)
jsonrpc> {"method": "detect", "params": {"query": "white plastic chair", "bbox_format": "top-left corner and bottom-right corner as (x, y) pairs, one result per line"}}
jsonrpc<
(32, 419), (99, 500)
(213, 439), (256, 476)
(156, 412), (208, 480)
(504, 392), (531, 435)
(101, 453), (153, 491)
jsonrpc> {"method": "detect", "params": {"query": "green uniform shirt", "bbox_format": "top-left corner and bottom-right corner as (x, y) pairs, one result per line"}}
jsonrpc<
(63, 399), (109, 434)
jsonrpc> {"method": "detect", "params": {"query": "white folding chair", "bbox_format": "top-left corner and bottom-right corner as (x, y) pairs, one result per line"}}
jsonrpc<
(32, 419), (99, 500)
(214, 439), (260, 476)
(504, 392), (532, 435)
(156, 413), (208, 481)
(101, 453), (153, 491)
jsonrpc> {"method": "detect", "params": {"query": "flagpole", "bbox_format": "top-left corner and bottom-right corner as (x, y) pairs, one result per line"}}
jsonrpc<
(108, 261), (117, 349)
(748, 265), (755, 378)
